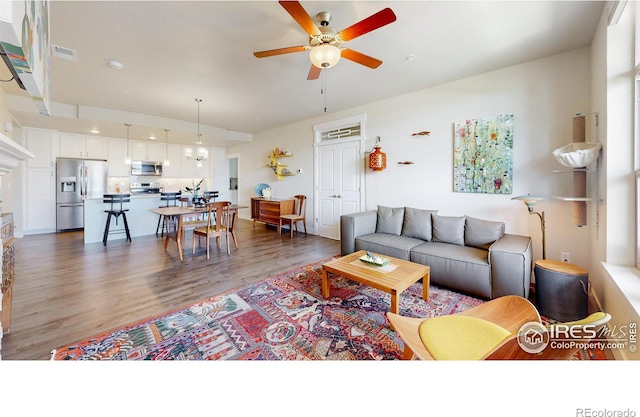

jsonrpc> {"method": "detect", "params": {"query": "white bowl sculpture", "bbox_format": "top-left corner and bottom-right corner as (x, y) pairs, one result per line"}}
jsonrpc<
(552, 142), (602, 168)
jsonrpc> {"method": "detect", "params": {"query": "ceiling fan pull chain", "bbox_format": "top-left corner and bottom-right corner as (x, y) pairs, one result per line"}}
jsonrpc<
(323, 69), (327, 113)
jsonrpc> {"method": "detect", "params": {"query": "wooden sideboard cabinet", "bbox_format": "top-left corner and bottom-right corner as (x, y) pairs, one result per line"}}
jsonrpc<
(251, 197), (294, 227)
(2, 213), (15, 333)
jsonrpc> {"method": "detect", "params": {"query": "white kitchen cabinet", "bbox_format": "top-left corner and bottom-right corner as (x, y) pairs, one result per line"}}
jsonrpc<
(107, 138), (130, 177)
(211, 146), (226, 173)
(25, 128), (56, 233)
(131, 140), (165, 162)
(210, 147), (228, 198)
(59, 134), (108, 159)
(85, 136), (108, 159)
(161, 144), (182, 178)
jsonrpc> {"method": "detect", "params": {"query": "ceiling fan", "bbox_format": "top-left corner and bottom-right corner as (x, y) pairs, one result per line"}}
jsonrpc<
(254, 1), (397, 80)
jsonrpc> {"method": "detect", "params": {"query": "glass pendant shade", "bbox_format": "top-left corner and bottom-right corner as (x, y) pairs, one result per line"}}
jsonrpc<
(185, 98), (208, 164)
(163, 129), (170, 166)
(310, 44), (341, 69)
(369, 146), (387, 171)
(124, 123), (132, 165)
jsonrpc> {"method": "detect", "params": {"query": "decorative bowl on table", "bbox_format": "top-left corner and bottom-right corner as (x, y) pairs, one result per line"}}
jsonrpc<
(359, 252), (390, 266)
(255, 183), (271, 197)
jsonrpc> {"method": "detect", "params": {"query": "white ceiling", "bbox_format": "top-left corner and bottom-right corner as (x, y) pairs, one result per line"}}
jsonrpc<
(0, 1), (604, 147)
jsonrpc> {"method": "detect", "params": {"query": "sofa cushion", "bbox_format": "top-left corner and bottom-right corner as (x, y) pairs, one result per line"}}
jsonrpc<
(410, 242), (491, 299)
(355, 233), (424, 261)
(432, 214), (466, 246)
(465, 216), (505, 250)
(402, 207), (438, 241)
(376, 205), (405, 235)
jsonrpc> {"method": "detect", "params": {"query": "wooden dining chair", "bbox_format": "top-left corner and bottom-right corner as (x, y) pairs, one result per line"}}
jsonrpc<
(278, 195), (307, 238)
(179, 195), (207, 243)
(192, 201), (232, 259)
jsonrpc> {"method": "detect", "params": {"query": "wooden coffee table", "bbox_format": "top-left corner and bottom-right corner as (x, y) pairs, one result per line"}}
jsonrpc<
(321, 250), (430, 314)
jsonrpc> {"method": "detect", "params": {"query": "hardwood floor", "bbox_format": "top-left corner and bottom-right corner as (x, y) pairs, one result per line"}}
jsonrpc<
(2, 219), (340, 360)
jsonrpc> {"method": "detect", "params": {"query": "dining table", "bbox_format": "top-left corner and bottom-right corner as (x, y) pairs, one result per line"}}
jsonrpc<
(150, 204), (247, 261)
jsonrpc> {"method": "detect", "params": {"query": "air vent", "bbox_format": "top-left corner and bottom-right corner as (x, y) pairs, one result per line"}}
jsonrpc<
(51, 44), (77, 61)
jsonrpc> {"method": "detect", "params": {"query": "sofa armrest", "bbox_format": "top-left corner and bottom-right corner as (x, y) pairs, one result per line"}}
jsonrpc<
(340, 211), (378, 255)
(488, 234), (532, 299)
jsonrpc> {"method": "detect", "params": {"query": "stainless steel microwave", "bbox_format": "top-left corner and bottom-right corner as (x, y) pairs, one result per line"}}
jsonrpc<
(131, 161), (163, 176)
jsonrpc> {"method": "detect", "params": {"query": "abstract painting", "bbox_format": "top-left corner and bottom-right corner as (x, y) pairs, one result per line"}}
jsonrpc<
(453, 114), (514, 194)
(0, 1), (50, 115)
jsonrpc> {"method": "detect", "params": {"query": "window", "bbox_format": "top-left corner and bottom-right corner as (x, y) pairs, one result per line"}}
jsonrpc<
(636, 69), (640, 268)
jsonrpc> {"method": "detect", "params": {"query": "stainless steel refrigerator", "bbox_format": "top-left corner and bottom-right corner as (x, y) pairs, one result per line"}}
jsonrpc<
(56, 158), (108, 231)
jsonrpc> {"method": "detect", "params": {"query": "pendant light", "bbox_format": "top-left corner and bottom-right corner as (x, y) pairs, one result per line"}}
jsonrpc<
(368, 136), (386, 171)
(185, 98), (208, 167)
(124, 123), (132, 165)
(163, 129), (170, 167)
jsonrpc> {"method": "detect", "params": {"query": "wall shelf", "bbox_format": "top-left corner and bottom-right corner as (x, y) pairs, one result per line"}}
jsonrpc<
(552, 166), (598, 227)
(267, 151), (295, 180)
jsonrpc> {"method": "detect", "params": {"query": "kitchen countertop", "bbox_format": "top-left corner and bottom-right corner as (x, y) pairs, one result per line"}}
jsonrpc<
(84, 193), (170, 200)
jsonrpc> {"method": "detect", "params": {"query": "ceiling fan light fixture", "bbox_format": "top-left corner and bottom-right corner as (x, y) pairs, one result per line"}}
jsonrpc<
(310, 44), (341, 69)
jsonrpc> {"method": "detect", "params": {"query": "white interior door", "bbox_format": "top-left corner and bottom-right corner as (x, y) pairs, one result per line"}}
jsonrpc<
(316, 140), (362, 239)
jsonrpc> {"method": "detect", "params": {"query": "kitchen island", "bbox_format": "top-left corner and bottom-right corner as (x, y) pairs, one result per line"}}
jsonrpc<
(84, 194), (168, 244)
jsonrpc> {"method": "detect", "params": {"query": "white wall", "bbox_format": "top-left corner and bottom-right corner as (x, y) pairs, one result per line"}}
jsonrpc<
(230, 47), (593, 265)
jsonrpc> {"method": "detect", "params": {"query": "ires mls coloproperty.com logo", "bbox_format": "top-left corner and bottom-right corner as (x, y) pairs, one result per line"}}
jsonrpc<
(516, 321), (637, 354)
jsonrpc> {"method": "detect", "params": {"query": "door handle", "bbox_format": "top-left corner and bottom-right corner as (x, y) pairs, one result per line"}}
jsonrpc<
(329, 194), (342, 198)
(83, 166), (88, 196)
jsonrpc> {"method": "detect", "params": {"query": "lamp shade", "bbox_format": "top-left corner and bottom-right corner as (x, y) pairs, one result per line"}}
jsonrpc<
(512, 194), (547, 211)
(369, 146), (387, 171)
(310, 44), (341, 69)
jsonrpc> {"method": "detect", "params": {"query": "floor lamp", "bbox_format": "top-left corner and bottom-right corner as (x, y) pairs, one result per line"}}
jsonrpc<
(512, 194), (547, 260)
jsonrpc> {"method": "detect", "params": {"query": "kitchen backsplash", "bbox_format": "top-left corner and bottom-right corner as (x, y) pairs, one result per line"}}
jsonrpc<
(107, 177), (213, 194)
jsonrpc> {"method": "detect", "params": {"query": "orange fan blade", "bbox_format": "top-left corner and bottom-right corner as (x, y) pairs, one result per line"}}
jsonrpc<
(337, 8), (397, 42)
(340, 49), (383, 69)
(279, 1), (321, 36)
(307, 65), (321, 80)
(254, 46), (308, 58)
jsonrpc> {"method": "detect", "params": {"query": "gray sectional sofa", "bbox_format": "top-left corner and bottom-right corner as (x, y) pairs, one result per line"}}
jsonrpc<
(340, 206), (532, 300)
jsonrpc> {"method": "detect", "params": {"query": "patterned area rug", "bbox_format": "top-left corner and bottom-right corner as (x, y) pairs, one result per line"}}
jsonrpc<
(50, 256), (605, 360)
